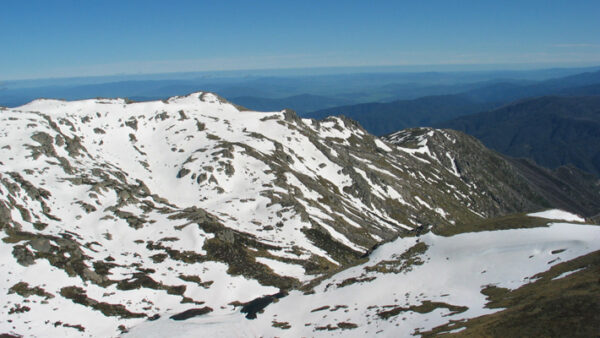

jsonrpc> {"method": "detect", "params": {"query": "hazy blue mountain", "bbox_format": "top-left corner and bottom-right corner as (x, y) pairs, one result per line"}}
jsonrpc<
(558, 83), (600, 96)
(229, 94), (354, 113)
(300, 70), (600, 138)
(3, 66), (599, 108)
(463, 70), (600, 103)
(304, 95), (498, 136)
(438, 96), (600, 176)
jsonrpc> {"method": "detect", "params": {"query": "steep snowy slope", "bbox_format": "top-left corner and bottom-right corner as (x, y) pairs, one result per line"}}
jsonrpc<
(1, 92), (597, 336)
(383, 127), (600, 220)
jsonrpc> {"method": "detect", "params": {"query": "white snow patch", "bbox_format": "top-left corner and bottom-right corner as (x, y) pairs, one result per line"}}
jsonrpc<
(255, 257), (308, 281)
(375, 138), (392, 152)
(552, 267), (585, 280)
(528, 209), (585, 222)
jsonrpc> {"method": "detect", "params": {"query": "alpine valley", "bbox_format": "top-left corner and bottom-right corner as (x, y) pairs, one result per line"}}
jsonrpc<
(1, 92), (599, 337)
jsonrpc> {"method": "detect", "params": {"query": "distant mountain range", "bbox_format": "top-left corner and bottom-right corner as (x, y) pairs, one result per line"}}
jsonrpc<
(229, 94), (353, 114)
(438, 96), (600, 177)
(304, 94), (496, 135)
(2, 67), (600, 180)
(461, 70), (600, 103)
(304, 70), (600, 134)
(296, 71), (600, 178)
(2, 66), (599, 109)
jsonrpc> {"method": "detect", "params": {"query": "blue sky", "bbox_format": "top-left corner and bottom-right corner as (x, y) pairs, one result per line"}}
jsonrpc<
(1, 0), (599, 80)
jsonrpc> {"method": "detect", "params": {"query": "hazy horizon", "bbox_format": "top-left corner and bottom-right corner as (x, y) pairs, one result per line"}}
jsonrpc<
(2, 1), (599, 81)
(3, 62), (600, 86)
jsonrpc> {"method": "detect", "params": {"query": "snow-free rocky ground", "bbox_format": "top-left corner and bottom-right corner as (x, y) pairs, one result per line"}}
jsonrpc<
(1, 92), (598, 337)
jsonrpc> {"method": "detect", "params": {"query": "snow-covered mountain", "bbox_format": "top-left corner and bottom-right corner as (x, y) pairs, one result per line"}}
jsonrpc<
(1, 92), (598, 337)
(127, 217), (600, 337)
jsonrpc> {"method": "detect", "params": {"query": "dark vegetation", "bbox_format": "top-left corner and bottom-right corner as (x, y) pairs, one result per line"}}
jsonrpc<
(433, 213), (551, 237)
(60, 286), (146, 319)
(377, 301), (468, 319)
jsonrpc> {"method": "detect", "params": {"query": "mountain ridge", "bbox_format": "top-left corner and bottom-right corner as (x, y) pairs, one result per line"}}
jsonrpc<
(1, 92), (599, 336)
(439, 95), (600, 176)
(303, 70), (600, 137)
(305, 95), (496, 135)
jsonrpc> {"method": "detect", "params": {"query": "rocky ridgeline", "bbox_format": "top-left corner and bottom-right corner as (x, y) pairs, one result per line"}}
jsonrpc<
(384, 128), (600, 221)
(0, 92), (597, 336)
